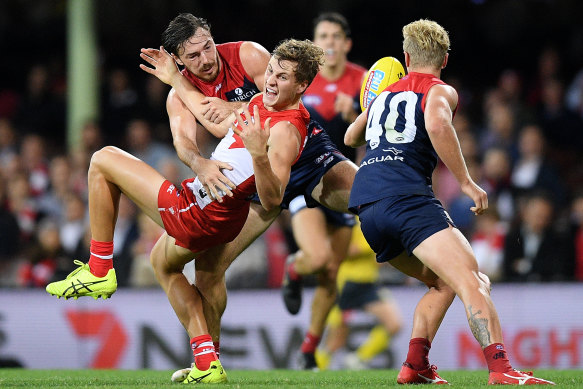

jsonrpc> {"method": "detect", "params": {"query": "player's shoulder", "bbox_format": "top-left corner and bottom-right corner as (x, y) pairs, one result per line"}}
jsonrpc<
(239, 41), (270, 60)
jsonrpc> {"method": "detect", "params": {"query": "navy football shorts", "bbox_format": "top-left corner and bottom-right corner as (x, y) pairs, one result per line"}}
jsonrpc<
(288, 194), (356, 228)
(251, 120), (349, 209)
(357, 195), (455, 262)
(338, 281), (380, 310)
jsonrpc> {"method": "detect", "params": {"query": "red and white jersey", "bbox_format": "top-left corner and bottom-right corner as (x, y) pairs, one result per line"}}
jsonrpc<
(187, 94), (310, 211)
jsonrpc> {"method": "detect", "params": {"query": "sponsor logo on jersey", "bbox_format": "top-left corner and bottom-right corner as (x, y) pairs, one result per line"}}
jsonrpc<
(382, 147), (403, 156)
(302, 95), (321, 107)
(360, 154), (405, 166)
(315, 152), (331, 164)
(324, 83), (337, 93)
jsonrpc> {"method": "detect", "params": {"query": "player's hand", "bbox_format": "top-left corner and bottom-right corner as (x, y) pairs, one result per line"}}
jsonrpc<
(201, 97), (236, 124)
(334, 92), (358, 122)
(232, 105), (271, 158)
(192, 158), (235, 203)
(461, 180), (488, 215)
(139, 46), (179, 86)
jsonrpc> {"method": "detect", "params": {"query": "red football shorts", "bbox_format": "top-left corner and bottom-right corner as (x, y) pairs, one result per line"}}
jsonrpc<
(157, 179), (250, 252)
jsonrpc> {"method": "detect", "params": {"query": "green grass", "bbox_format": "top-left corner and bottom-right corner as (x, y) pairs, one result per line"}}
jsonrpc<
(0, 368), (580, 388)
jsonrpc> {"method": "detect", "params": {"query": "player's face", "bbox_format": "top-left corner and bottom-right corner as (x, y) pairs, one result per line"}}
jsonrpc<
(262, 57), (306, 111)
(313, 21), (351, 67)
(175, 28), (220, 82)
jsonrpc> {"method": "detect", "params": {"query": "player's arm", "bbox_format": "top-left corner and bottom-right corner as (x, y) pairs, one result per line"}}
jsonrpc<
(140, 46), (231, 137)
(344, 110), (368, 147)
(166, 87), (236, 201)
(233, 106), (299, 211)
(239, 41), (270, 92)
(425, 84), (487, 215)
(199, 42), (271, 124)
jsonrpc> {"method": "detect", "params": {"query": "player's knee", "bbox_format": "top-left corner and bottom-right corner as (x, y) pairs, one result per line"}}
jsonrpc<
(89, 146), (120, 180)
(477, 271), (492, 296)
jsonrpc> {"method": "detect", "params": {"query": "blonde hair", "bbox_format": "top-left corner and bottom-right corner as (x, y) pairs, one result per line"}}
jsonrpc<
(403, 19), (450, 69)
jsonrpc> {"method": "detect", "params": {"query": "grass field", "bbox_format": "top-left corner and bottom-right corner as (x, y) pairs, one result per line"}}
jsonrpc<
(0, 368), (580, 388)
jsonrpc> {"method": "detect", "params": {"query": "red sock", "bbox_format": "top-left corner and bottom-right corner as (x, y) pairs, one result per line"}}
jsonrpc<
(88, 240), (114, 277)
(405, 337), (431, 370)
(287, 261), (301, 281)
(213, 341), (220, 359)
(300, 332), (320, 354)
(483, 343), (512, 373)
(191, 335), (217, 371)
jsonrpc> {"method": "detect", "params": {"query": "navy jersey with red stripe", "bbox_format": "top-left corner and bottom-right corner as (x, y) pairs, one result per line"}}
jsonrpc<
(182, 41), (260, 102)
(349, 72), (451, 211)
(302, 62), (365, 161)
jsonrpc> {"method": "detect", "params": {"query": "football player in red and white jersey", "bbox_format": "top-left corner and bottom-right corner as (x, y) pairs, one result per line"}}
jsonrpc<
(46, 38), (324, 384)
(138, 13), (359, 372)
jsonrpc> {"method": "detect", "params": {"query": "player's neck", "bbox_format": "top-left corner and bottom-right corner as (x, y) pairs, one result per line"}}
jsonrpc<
(264, 97), (300, 112)
(408, 66), (441, 78)
(320, 59), (347, 81)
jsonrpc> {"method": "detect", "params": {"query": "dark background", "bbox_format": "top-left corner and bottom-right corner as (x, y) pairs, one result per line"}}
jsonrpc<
(1, 0), (582, 101)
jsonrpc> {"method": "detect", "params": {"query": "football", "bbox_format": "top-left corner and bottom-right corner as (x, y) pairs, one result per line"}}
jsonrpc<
(359, 56), (405, 112)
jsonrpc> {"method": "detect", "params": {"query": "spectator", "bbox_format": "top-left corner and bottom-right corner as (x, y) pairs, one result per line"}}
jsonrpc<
(470, 206), (506, 282)
(59, 193), (87, 257)
(100, 68), (140, 145)
(480, 147), (515, 221)
(0, 118), (18, 170)
(537, 78), (583, 168)
(18, 219), (64, 288)
(478, 102), (517, 159)
(37, 155), (73, 221)
(20, 134), (50, 198)
(13, 64), (65, 147)
(510, 124), (567, 206)
(124, 118), (176, 171)
(5, 172), (38, 243)
(502, 191), (574, 282)
(129, 212), (164, 287)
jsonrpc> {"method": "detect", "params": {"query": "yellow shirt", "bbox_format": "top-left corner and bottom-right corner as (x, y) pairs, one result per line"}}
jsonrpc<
(337, 219), (380, 288)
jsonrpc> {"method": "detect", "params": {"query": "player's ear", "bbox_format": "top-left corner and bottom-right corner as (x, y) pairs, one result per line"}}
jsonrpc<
(404, 52), (411, 68)
(172, 54), (184, 66)
(344, 37), (352, 54)
(441, 53), (449, 69)
(297, 81), (309, 95)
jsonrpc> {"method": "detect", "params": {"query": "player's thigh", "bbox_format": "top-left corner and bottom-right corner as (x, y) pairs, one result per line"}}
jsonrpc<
(151, 232), (197, 272)
(195, 203), (280, 275)
(92, 146), (165, 225)
(327, 224), (352, 265)
(389, 250), (441, 287)
(412, 226), (480, 292)
(311, 160), (358, 212)
(291, 206), (331, 259)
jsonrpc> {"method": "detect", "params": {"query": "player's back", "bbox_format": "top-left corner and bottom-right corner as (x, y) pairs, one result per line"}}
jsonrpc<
(349, 72), (448, 211)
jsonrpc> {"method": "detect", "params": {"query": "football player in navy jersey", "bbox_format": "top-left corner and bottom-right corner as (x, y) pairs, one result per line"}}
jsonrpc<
(280, 13), (367, 370)
(345, 19), (554, 385)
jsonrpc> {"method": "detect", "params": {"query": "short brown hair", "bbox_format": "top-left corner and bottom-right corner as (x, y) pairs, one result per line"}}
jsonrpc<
(272, 39), (324, 89)
(162, 13), (211, 56)
(403, 19), (450, 69)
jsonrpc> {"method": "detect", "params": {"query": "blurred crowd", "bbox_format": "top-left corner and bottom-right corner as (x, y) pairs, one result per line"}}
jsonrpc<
(0, 45), (583, 290)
